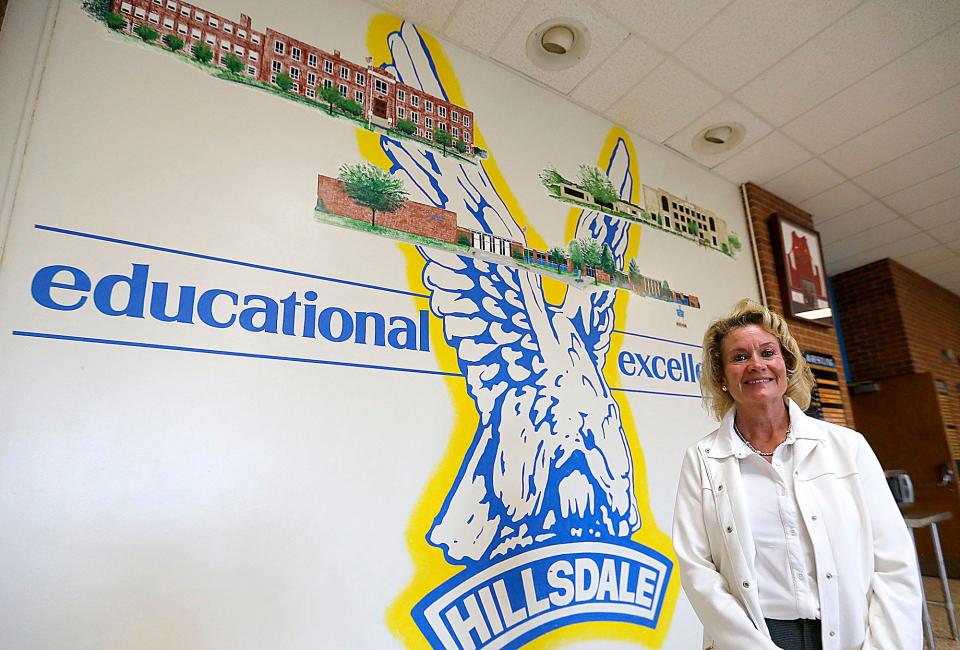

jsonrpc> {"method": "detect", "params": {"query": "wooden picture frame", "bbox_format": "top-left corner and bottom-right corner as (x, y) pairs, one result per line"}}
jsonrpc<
(770, 214), (834, 327)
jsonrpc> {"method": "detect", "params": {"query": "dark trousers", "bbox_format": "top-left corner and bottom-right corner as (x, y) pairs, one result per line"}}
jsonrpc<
(765, 618), (823, 650)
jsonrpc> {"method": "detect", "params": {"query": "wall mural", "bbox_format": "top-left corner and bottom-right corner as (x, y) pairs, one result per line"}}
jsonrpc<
(2, 1), (753, 648)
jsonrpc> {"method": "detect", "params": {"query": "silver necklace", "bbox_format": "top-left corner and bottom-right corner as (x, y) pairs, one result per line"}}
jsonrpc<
(734, 419), (790, 458)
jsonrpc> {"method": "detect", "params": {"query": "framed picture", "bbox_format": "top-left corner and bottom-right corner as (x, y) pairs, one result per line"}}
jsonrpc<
(770, 214), (834, 326)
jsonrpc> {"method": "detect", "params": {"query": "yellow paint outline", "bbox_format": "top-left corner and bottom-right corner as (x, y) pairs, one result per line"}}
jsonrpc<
(358, 15), (679, 648)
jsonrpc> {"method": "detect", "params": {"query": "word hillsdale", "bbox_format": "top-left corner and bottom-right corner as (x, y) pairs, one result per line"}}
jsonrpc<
(30, 262), (431, 351)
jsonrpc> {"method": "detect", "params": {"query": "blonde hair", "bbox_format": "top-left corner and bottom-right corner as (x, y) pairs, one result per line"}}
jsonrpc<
(700, 298), (814, 420)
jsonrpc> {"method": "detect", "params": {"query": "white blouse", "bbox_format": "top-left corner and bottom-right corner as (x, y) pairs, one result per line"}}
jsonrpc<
(736, 432), (821, 621)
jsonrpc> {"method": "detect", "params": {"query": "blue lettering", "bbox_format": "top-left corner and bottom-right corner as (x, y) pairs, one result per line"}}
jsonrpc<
(652, 356), (666, 380)
(239, 295), (279, 333)
(31, 264), (90, 311)
(355, 311), (385, 346)
(318, 306), (353, 342)
(196, 288), (238, 328)
(618, 351), (635, 376)
(92, 263), (149, 317)
(388, 315), (417, 350)
(418, 309), (430, 352)
(635, 354), (652, 377)
(667, 357), (682, 381)
(279, 291), (301, 336)
(149, 282), (195, 323)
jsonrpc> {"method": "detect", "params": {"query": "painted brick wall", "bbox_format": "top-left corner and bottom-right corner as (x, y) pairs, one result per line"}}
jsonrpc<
(833, 258), (960, 385)
(743, 183), (856, 426)
(316, 175), (457, 243)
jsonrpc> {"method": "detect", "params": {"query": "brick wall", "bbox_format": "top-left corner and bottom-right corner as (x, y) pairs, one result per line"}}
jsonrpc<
(833, 258), (960, 385)
(743, 183), (856, 426)
(834, 260), (960, 574)
(830, 260), (912, 381)
(316, 175), (457, 243)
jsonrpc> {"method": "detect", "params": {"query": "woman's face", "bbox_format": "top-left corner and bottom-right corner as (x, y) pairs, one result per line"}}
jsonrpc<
(720, 324), (788, 410)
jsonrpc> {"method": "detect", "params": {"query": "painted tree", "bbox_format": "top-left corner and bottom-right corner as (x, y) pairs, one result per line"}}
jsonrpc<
(728, 231), (742, 253)
(104, 11), (126, 30)
(339, 98), (364, 116)
(162, 34), (185, 52)
(577, 165), (618, 207)
(320, 85), (342, 115)
(395, 119), (417, 135)
(581, 238), (602, 270)
(547, 246), (567, 265)
(455, 139), (468, 154)
(628, 257), (641, 279)
(567, 239), (584, 271)
(600, 244), (615, 275)
(275, 72), (293, 92)
(538, 165), (565, 195)
(337, 163), (409, 228)
(223, 53), (244, 74)
(82, 0), (113, 20)
(433, 127), (453, 155)
(687, 221), (699, 236)
(134, 24), (159, 42)
(191, 43), (213, 64)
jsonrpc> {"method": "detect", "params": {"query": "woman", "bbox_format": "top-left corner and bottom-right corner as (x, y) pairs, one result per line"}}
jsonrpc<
(673, 299), (921, 650)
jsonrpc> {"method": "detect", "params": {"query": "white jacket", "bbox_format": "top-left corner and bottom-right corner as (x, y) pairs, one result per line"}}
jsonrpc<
(673, 399), (922, 650)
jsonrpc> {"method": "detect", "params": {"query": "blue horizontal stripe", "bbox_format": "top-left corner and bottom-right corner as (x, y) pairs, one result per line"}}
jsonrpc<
(610, 387), (702, 399)
(34, 224), (430, 299)
(612, 329), (702, 349)
(12, 330), (464, 378)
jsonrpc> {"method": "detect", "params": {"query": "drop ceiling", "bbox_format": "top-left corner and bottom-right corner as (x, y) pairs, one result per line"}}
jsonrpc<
(365, 0), (960, 295)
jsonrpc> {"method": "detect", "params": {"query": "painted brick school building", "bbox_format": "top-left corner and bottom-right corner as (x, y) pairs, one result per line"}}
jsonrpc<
(113, 0), (474, 149)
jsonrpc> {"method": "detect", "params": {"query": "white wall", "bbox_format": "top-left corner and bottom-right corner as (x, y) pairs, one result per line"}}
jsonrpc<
(0, 1), (759, 648)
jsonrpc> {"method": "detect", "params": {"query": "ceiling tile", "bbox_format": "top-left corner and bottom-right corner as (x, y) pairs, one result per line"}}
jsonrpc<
(607, 59), (723, 142)
(824, 244), (877, 275)
(947, 240), (960, 255)
(915, 255), (960, 276)
(663, 99), (772, 168)
(712, 131), (810, 185)
(824, 217), (920, 262)
(596, 0), (732, 52)
(735, 0), (960, 126)
(802, 182), (874, 224)
(864, 231), (939, 260)
(781, 23), (960, 154)
(929, 217), (960, 243)
(442, 0), (525, 55)
(368, 0), (460, 31)
(490, 0), (629, 94)
(921, 263), (960, 291)
(569, 36), (663, 111)
(894, 244), (956, 269)
(906, 195), (960, 230)
(820, 85), (960, 178)
(884, 166), (960, 215)
(855, 131), (960, 198)
(763, 158), (845, 204)
(816, 201), (898, 244)
(827, 233), (938, 275)
(675, 0), (859, 93)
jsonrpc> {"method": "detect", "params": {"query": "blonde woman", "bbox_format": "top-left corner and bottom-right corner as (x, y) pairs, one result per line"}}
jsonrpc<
(673, 299), (921, 650)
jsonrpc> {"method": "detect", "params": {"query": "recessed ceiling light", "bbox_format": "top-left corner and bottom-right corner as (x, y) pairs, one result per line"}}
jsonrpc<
(526, 19), (590, 71)
(541, 25), (575, 55)
(692, 122), (746, 154)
